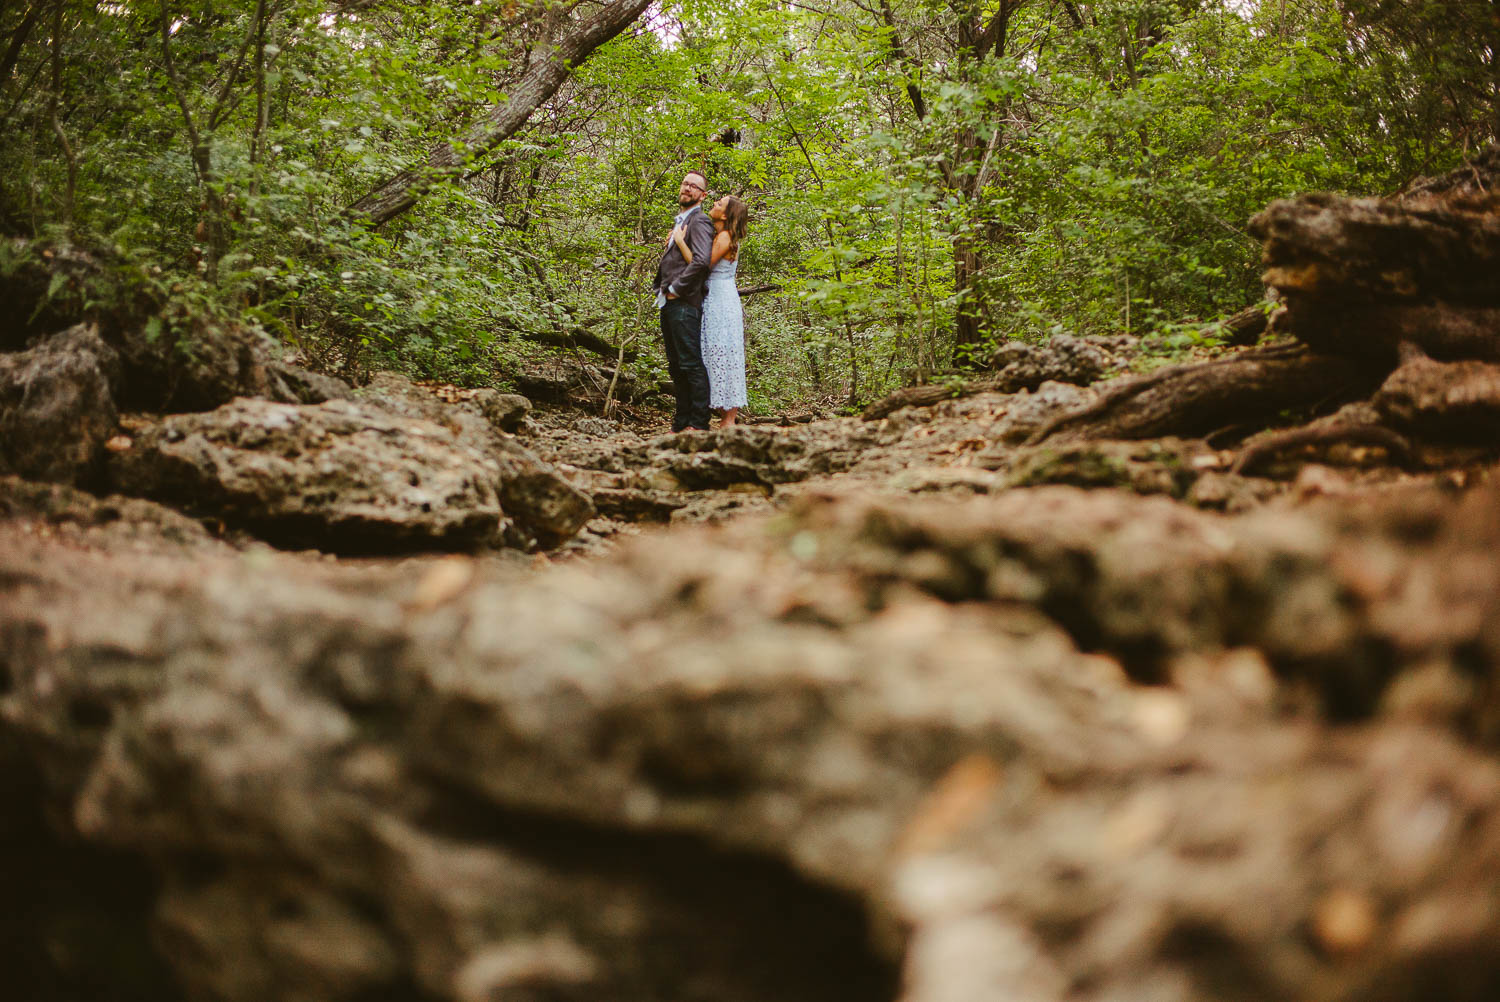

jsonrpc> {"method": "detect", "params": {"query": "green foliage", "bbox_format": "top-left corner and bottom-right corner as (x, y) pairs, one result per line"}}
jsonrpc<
(0, 0), (1491, 409)
(1, 233), (241, 345)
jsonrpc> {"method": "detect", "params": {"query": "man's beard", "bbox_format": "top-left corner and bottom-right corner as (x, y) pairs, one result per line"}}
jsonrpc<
(679, 193), (699, 208)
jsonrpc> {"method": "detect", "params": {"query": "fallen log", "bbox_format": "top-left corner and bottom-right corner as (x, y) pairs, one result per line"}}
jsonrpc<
(1026, 150), (1500, 465)
(1249, 194), (1500, 309)
(862, 377), (1001, 421)
(1399, 144), (1500, 202)
(1276, 299), (1500, 367)
(1248, 186), (1500, 366)
(1208, 303), (1271, 347)
(1027, 343), (1378, 444)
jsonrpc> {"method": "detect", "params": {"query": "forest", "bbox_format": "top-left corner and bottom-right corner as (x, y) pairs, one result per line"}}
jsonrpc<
(9, 4), (1500, 1002)
(4, 0), (1495, 411)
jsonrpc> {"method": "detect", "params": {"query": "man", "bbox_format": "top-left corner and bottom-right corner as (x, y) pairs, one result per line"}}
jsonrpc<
(653, 170), (715, 432)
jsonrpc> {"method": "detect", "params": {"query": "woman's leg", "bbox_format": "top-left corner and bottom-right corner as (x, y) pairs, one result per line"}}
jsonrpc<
(720, 408), (738, 428)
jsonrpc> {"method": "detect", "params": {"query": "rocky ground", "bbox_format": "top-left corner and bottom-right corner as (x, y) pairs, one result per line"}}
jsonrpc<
(6, 152), (1500, 1002)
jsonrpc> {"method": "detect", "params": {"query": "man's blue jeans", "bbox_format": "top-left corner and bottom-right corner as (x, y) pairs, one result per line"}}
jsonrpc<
(661, 299), (710, 431)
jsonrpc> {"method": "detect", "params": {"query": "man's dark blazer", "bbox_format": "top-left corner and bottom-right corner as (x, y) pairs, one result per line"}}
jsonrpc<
(653, 206), (715, 310)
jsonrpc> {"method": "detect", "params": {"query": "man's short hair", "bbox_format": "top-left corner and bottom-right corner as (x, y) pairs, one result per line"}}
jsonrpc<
(685, 170), (707, 188)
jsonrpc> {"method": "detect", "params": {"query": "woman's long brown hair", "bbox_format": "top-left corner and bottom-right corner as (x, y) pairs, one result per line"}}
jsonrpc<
(722, 196), (749, 256)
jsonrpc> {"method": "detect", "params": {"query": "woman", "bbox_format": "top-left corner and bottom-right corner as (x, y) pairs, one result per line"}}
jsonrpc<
(673, 194), (749, 427)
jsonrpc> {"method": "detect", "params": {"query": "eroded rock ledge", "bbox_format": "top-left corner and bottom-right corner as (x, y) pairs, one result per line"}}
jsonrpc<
(6, 480), (1500, 1001)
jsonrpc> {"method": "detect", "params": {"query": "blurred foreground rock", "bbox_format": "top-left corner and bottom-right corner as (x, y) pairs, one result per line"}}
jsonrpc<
(8, 478), (1500, 1001)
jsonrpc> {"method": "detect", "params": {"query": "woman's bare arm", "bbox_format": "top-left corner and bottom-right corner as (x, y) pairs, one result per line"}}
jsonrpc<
(672, 226), (693, 264)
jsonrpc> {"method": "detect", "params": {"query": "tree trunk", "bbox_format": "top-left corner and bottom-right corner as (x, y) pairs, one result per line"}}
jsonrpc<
(951, 239), (984, 365)
(346, 0), (651, 226)
(0, 0), (47, 85)
(1249, 180), (1500, 364)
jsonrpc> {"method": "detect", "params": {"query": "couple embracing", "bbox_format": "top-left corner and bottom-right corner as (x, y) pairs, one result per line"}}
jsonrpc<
(653, 169), (750, 431)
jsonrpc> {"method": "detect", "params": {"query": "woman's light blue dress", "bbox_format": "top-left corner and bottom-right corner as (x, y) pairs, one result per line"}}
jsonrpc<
(701, 256), (747, 409)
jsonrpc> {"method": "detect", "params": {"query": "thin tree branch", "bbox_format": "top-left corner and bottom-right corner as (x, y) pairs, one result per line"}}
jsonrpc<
(47, 0), (74, 230)
(158, 6), (204, 167)
(207, 0), (267, 132)
(759, 66), (825, 189)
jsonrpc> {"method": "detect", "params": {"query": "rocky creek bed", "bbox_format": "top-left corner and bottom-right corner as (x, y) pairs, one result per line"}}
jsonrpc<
(6, 151), (1500, 1002)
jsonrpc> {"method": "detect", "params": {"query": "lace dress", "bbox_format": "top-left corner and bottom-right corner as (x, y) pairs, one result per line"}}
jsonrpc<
(701, 257), (747, 409)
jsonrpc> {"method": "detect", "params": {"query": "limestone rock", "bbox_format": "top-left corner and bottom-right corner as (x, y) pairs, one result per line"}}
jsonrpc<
(998, 438), (1215, 498)
(0, 475), (217, 549)
(1184, 471), (1285, 512)
(107, 397), (509, 551)
(265, 361), (356, 405)
(7, 485), (1500, 1001)
(983, 381), (1095, 446)
(1, 238), (351, 413)
(107, 316), (285, 413)
(586, 485), (688, 523)
(0, 238), (117, 349)
(472, 388), (531, 433)
(988, 333), (1126, 390)
(0, 324), (120, 485)
(360, 372), (594, 548)
(490, 447), (597, 548)
(534, 423), (877, 523)
(652, 425), (868, 489)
